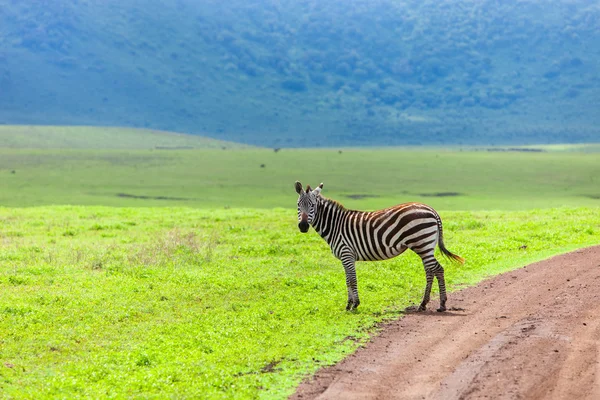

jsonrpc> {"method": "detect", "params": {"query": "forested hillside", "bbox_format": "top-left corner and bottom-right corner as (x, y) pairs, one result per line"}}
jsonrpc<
(1, 0), (599, 146)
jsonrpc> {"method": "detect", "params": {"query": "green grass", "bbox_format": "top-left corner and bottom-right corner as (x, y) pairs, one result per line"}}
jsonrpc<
(0, 206), (599, 398)
(1, 130), (599, 398)
(1, 146), (599, 210)
(528, 143), (600, 153)
(0, 126), (251, 150)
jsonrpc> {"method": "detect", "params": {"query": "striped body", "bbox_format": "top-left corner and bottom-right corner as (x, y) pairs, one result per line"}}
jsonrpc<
(313, 200), (442, 262)
(295, 181), (464, 311)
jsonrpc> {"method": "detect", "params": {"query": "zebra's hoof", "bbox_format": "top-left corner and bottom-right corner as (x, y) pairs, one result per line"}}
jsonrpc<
(417, 305), (427, 312)
(437, 306), (447, 312)
(346, 300), (360, 311)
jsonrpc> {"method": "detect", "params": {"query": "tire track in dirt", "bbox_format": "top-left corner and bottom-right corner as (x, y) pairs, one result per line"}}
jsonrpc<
(292, 245), (600, 400)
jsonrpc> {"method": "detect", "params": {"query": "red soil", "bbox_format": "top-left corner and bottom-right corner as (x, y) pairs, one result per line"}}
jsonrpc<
(292, 246), (600, 400)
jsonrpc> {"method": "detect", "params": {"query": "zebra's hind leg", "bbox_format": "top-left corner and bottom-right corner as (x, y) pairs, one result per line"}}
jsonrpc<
(418, 270), (434, 311)
(417, 251), (446, 312)
(435, 267), (447, 312)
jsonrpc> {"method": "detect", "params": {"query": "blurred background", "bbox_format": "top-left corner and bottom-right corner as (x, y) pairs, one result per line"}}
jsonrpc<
(1, 0), (598, 147)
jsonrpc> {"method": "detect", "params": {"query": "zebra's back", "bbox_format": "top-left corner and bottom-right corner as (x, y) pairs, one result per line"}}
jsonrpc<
(341, 202), (441, 262)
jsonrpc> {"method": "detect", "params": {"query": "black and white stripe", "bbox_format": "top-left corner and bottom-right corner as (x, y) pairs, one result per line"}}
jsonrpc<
(296, 181), (464, 311)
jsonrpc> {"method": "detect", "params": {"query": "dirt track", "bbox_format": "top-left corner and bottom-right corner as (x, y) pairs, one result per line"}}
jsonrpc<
(292, 246), (600, 400)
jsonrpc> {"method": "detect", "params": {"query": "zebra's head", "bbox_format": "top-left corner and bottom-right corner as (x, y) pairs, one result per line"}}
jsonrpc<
(295, 181), (323, 233)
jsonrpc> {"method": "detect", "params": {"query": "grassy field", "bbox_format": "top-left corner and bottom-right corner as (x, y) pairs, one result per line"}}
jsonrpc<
(1, 206), (599, 398)
(1, 147), (599, 210)
(1, 127), (600, 398)
(0, 126), (251, 150)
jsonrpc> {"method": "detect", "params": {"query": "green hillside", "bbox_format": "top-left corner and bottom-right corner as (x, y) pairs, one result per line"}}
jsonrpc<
(1, 0), (599, 146)
(0, 126), (250, 149)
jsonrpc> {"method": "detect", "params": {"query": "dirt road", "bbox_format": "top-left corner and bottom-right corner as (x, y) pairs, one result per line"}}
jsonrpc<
(292, 246), (600, 400)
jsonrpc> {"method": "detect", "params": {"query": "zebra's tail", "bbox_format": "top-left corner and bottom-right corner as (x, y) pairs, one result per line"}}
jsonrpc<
(436, 215), (465, 264)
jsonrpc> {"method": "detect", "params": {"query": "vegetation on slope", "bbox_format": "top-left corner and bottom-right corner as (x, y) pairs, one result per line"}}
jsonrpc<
(1, 1), (599, 146)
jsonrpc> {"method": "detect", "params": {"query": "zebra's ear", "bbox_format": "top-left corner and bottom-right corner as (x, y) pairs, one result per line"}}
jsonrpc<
(313, 183), (324, 195)
(295, 181), (303, 194)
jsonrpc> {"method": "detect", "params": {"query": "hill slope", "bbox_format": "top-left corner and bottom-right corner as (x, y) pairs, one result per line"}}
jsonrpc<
(1, 0), (599, 146)
(0, 126), (250, 149)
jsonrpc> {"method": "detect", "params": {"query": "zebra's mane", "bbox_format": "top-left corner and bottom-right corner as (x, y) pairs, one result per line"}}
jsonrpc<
(318, 195), (349, 211)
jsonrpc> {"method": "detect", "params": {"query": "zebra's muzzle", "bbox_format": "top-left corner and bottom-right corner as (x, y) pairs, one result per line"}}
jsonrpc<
(298, 220), (309, 233)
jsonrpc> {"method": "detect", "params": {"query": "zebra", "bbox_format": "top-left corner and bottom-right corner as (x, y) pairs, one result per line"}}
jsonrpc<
(295, 181), (464, 312)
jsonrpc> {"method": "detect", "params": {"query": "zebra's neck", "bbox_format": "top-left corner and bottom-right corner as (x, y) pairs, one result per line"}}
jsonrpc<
(312, 196), (351, 244)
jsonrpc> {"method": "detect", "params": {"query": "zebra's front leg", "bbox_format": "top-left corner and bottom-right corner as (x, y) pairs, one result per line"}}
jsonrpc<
(418, 270), (434, 312)
(342, 258), (360, 311)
